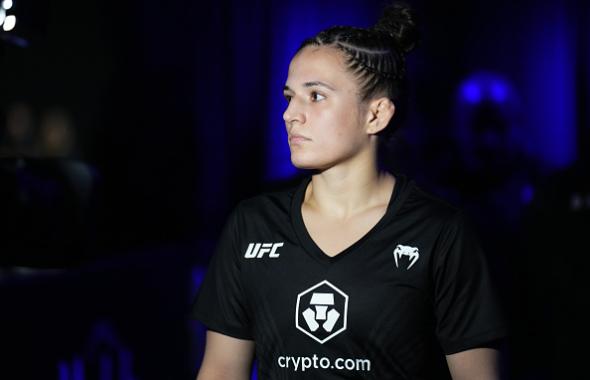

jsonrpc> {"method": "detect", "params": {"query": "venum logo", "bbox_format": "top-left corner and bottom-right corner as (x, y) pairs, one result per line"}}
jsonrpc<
(295, 280), (348, 344)
(244, 242), (283, 258)
(393, 244), (420, 270)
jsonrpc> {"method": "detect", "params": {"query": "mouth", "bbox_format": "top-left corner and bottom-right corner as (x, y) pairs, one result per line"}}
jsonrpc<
(289, 134), (311, 144)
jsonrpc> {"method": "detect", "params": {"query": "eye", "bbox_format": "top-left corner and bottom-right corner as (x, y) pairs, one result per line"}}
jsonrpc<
(283, 94), (292, 103)
(310, 91), (326, 102)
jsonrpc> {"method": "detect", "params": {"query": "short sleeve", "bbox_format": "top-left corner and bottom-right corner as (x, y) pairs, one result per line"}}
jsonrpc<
(432, 211), (507, 354)
(190, 204), (253, 340)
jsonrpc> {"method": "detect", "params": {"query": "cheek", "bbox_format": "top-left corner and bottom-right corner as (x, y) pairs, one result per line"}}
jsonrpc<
(326, 100), (358, 123)
(332, 109), (363, 141)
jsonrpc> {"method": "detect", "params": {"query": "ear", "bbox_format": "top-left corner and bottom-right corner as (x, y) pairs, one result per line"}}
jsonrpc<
(364, 97), (395, 135)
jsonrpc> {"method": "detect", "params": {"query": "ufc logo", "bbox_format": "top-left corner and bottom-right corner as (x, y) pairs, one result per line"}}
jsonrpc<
(244, 242), (284, 258)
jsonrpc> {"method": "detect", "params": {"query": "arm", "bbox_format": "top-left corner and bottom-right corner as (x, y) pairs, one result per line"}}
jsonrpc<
(196, 330), (255, 380)
(446, 347), (500, 380)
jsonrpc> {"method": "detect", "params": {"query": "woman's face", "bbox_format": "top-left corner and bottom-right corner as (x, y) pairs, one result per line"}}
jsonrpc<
(283, 45), (370, 170)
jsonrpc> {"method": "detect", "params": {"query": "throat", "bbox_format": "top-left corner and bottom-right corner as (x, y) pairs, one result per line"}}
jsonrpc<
(304, 172), (395, 219)
(301, 192), (392, 257)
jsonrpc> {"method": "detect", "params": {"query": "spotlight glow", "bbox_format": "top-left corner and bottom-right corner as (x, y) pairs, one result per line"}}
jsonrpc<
(0, 8), (5, 26)
(490, 82), (508, 103)
(461, 82), (482, 104)
(2, 0), (13, 11)
(2, 14), (14, 31)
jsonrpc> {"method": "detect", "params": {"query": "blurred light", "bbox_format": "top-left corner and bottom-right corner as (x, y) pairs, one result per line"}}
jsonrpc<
(192, 266), (205, 291)
(571, 193), (583, 211)
(490, 81), (509, 103)
(118, 349), (135, 380)
(99, 354), (113, 380)
(2, 0), (13, 10)
(73, 356), (85, 380)
(252, 361), (258, 379)
(460, 82), (482, 104)
(4, 33), (28, 47)
(3, 14), (15, 31)
(58, 361), (69, 380)
(458, 73), (514, 105)
(521, 184), (534, 205)
(0, 8), (5, 26)
(524, 6), (576, 168)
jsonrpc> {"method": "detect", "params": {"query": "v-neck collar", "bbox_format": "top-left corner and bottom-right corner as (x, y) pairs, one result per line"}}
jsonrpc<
(290, 173), (413, 264)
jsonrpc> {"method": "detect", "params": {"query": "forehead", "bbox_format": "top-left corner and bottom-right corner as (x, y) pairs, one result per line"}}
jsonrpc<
(286, 46), (357, 90)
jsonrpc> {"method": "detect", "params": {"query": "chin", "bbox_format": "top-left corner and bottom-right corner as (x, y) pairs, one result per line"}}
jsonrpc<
(290, 155), (334, 171)
(290, 160), (316, 170)
(290, 154), (318, 170)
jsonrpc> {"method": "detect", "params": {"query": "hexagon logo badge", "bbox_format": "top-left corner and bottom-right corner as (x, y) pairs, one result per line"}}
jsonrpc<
(295, 280), (348, 344)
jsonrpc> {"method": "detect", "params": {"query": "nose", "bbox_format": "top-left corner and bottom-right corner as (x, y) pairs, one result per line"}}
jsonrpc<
(283, 100), (305, 129)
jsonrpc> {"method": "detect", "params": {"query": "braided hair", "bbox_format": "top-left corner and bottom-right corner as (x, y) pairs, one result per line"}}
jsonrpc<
(296, 3), (419, 138)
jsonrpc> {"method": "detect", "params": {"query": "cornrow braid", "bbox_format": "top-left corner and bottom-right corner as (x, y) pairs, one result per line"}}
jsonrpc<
(295, 3), (419, 138)
(298, 26), (403, 100)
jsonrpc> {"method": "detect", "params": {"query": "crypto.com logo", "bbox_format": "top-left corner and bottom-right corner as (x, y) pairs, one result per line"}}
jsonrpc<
(295, 280), (348, 344)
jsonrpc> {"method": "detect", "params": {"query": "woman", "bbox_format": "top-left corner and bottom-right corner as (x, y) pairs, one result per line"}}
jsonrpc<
(192, 3), (506, 379)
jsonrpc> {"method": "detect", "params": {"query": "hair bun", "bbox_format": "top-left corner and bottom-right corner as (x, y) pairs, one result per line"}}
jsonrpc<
(372, 2), (419, 55)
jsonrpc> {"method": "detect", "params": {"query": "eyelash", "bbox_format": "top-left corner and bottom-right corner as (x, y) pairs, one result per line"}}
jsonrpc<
(310, 91), (326, 102)
(283, 92), (326, 103)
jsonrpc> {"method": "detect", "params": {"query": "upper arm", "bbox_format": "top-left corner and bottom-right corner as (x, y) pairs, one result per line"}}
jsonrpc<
(432, 212), (507, 354)
(196, 330), (255, 380)
(446, 347), (500, 380)
(192, 205), (254, 340)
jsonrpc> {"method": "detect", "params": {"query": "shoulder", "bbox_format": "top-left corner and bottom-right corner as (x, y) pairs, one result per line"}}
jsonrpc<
(400, 180), (484, 261)
(232, 176), (305, 221)
(399, 176), (463, 227)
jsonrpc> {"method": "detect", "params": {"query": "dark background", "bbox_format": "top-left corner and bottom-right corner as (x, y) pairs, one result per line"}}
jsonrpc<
(0, 0), (588, 378)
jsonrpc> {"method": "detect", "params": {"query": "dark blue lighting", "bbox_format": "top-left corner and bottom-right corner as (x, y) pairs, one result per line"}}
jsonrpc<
(192, 266), (206, 291)
(461, 82), (482, 104)
(56, 322), (136, 380)
(56, 356), (86, 380)
(99, 355), (113, 380)
(490, 81), (509, 103)
(521, 184), (535, 205)
(251, 361), (258, 380)
(73, 356), (84, 380)
(523, 5), (576, 168)
(118, 349), (135, 380)
(58, 360), (69, 380)
(458, 72), (512, 105)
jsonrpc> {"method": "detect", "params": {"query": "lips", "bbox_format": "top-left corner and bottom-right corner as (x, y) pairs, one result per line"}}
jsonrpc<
(289, 134), (311, 144)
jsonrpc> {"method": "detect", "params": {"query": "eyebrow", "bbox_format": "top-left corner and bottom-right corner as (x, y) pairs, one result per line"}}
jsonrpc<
(283, 81), (336, 92)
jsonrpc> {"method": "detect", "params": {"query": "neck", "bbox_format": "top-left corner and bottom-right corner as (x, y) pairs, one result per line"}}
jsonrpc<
(305, 154), (395, 219)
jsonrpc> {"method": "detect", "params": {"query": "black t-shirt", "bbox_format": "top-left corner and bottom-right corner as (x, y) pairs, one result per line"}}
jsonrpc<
(192, 174), (506, 379)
